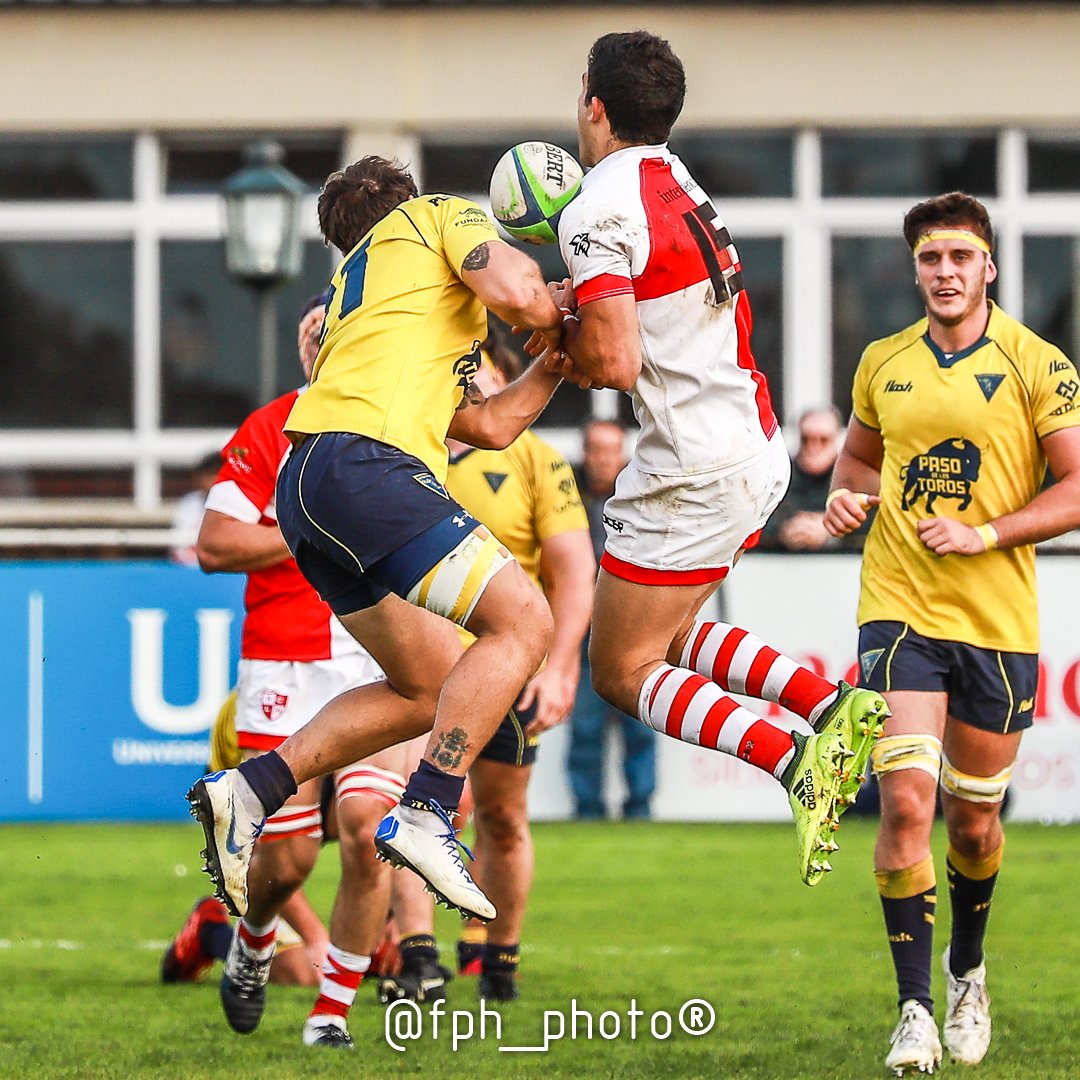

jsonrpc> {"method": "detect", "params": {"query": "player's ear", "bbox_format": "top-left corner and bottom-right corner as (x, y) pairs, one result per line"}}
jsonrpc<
(985, 256), (998, 284)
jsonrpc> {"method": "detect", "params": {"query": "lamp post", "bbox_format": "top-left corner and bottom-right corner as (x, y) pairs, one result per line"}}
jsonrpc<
(222, 140), (306, 405)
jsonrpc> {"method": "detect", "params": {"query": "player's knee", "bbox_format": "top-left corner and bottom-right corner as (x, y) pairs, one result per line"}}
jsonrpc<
(337, 802), (387, 875)
(879, 777), (936, 837)
(476, 797), (528, 851)
(945, 804), (1002, 861)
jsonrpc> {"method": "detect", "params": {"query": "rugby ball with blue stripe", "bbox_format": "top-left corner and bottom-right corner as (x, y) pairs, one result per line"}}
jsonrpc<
(489, 142), (583, 245)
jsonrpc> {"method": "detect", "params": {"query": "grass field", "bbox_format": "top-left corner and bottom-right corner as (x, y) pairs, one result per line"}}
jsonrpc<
(0, 819), (1076, 1080)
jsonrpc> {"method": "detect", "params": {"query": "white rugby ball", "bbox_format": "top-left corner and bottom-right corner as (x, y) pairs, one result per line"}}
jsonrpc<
(489, 142), (583, 245)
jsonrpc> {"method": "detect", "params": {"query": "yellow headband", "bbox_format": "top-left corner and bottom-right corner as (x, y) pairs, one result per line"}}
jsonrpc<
(913, 229), (991, 257)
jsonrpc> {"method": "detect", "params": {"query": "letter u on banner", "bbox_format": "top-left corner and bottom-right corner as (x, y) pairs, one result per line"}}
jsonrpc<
(128, 608), (233, 735)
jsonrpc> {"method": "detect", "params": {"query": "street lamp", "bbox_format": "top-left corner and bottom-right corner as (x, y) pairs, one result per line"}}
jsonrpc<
(222, 140), (307, 405)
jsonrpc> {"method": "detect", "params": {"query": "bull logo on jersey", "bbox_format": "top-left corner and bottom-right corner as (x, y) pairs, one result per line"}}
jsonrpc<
(260, 690), (288, 722)
(899, 438), (981, 513)
(453, 340), (483, 404)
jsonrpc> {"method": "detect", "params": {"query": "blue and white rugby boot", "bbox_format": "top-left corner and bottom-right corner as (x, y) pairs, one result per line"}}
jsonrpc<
(375, 799), (496, 921)
(186, 769), (265, 918)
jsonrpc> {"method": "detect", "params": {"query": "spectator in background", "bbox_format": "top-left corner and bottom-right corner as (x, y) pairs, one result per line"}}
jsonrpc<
(567, 419), (657, 820)
(761, 406), (863, 552)
(169, 452), (221, 565)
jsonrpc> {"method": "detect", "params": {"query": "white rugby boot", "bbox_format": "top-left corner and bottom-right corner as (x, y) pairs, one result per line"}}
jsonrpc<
(375, 799), (496, 921)
(943, 946), (992, 1065)
(886, 1000), (943, 1076)
(186, 769), (265, 918)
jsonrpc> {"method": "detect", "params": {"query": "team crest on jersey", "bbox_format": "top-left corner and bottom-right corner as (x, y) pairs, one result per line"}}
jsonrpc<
(900, 437), (981, 513)
(260, 691), (288, 721)
(226, 446), (253, 475)
(453, 341), (482, 393)
(483, 471), (508, 494)
(412, 473), (449, 499)
(860, 649), (885, 683)
(975, 374), (1005, 402)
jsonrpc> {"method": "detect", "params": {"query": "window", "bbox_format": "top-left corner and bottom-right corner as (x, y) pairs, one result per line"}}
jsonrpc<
(671, 133), (793, 198)
(822, 134), (997, 197)
(0, 241), (134, 427)
(1028, 137), (1080, 194)
(164, 135), (343, 195)
(160, 240), (334, 428)
(422, 134), (578, 194)
(0, 137), (132, 200)
(1023, 236), (1080, 359)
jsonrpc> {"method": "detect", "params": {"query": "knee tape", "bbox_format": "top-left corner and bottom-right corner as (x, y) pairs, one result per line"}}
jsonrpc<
(939, 752), (1013, 804)
(870, 734), (943, 781)
(407, 525), (513, 627)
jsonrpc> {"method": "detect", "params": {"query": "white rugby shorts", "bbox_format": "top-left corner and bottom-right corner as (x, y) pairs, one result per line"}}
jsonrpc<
(235, 652), (385, 749)
(600, 432), (790, 584)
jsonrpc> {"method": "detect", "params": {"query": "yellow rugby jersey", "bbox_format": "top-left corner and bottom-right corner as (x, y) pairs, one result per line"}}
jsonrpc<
(853, 302), (1080, 652)
(446, 429), (588, 587)
(286, 195), (502, 482)
(447, 429), (588, 652)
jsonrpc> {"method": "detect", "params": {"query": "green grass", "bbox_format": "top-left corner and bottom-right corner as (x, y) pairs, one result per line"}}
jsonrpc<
(0, 820), (1076, 1079)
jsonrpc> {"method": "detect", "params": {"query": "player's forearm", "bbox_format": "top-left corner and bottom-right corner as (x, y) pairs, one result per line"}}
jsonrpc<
(985, 474), (1080, 549)
(561, 314), (641, 391)
(196, 517), (292, 573)
(446, 362), (562, 450)
(829, 448), (882, 500)
(540, 547), (595, 677)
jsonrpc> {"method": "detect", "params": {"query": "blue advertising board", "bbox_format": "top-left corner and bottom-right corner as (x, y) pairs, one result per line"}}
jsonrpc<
(0, 562), (245, 821)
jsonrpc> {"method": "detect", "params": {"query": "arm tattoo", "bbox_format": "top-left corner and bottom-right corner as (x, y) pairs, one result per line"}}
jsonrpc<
(430, 727), (469, 770)
(462, 242), (491, 271)
(455, 380), (487, 410)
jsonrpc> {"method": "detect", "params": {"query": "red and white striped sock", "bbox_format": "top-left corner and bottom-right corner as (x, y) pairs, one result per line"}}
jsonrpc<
(638, 664), (796, 779)
(681, 621), (838, 725)
(308, 944), (370, 1025)
(237, 916), (278, 961)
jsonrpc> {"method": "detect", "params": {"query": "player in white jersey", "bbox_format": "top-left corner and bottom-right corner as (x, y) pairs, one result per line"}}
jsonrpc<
(536, 31), (890, 885)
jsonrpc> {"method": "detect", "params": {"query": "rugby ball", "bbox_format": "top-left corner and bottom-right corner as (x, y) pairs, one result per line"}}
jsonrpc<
(489, 142), (583, 245)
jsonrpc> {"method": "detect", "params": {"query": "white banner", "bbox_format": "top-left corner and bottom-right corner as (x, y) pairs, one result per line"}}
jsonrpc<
(528, 554), (1080, 823)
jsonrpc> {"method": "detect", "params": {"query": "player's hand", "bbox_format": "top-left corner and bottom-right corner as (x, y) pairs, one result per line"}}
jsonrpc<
(541, 349), (594, 390)
(824, 490), (880, 537)
(549, 277), (576, 312)
(780, 511), (830, 551)
(518, 666), (579, 737)
(916, 517), (989, 556)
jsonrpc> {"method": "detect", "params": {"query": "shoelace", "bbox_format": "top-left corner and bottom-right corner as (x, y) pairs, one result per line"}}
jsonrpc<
(229, 940), (272, 992)
(893, 1008), (931, 1048)
(950, 978), (988, 1024)
(428, 799), (476, 868)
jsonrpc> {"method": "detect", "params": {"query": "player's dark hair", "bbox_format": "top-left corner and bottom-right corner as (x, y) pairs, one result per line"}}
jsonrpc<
(482, 321), (523, 383)
(318, 157), (418, 253)
(586, 31), (685, 145)
(903, 192), (994, 252)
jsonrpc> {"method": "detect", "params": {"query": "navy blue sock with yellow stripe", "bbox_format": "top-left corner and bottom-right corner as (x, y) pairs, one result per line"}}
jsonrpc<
(876, 855), (936, 1014)
(947, 841), (1003, 976)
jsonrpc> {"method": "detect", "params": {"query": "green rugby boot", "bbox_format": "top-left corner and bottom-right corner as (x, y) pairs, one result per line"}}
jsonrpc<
(782, 731), (848, 886)
(815, 682), (889, 816)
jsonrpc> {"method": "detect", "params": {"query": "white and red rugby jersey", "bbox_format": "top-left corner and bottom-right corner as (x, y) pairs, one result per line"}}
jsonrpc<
(204, 389), (361, 662)
(558, 144), (778, 476)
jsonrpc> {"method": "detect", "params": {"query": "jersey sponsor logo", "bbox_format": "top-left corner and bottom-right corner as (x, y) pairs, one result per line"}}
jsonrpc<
(1050, 359), (1071, 374)
(860, 648), (885, 682)
(412, 473), (450, 499)
(569, 232), (591, 257)
(900, 437), (981, 513)
(885, 380), (913, 393)
(260, 690), (288, 722)
(1049, 401), (1076, 416)
(975, 373), (1005, 402)
(483, 471), (508, 494)
(558, 476), (576, 495)
(603, 513), (625, 533)
(454, 206), (491, 229)
(226, 447), (253, 475)
(1056, 378), (1078, 402)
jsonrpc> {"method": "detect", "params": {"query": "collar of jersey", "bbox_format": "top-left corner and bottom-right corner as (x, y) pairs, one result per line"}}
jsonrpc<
(582, 142), (669, 190)
(921, 301), (1000, 368)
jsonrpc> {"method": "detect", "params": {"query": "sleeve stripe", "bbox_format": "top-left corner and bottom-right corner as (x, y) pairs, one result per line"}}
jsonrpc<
(577, 273), (635, 307)
(204, 479), (264, 524)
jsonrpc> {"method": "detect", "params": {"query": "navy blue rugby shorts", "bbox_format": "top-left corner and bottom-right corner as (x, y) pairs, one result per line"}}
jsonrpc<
(276, 432), (478, 615)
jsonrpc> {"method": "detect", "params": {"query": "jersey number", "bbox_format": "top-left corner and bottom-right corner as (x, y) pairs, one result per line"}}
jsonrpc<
(681, 202), (743, 304)
(319, 237), (372, 344)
